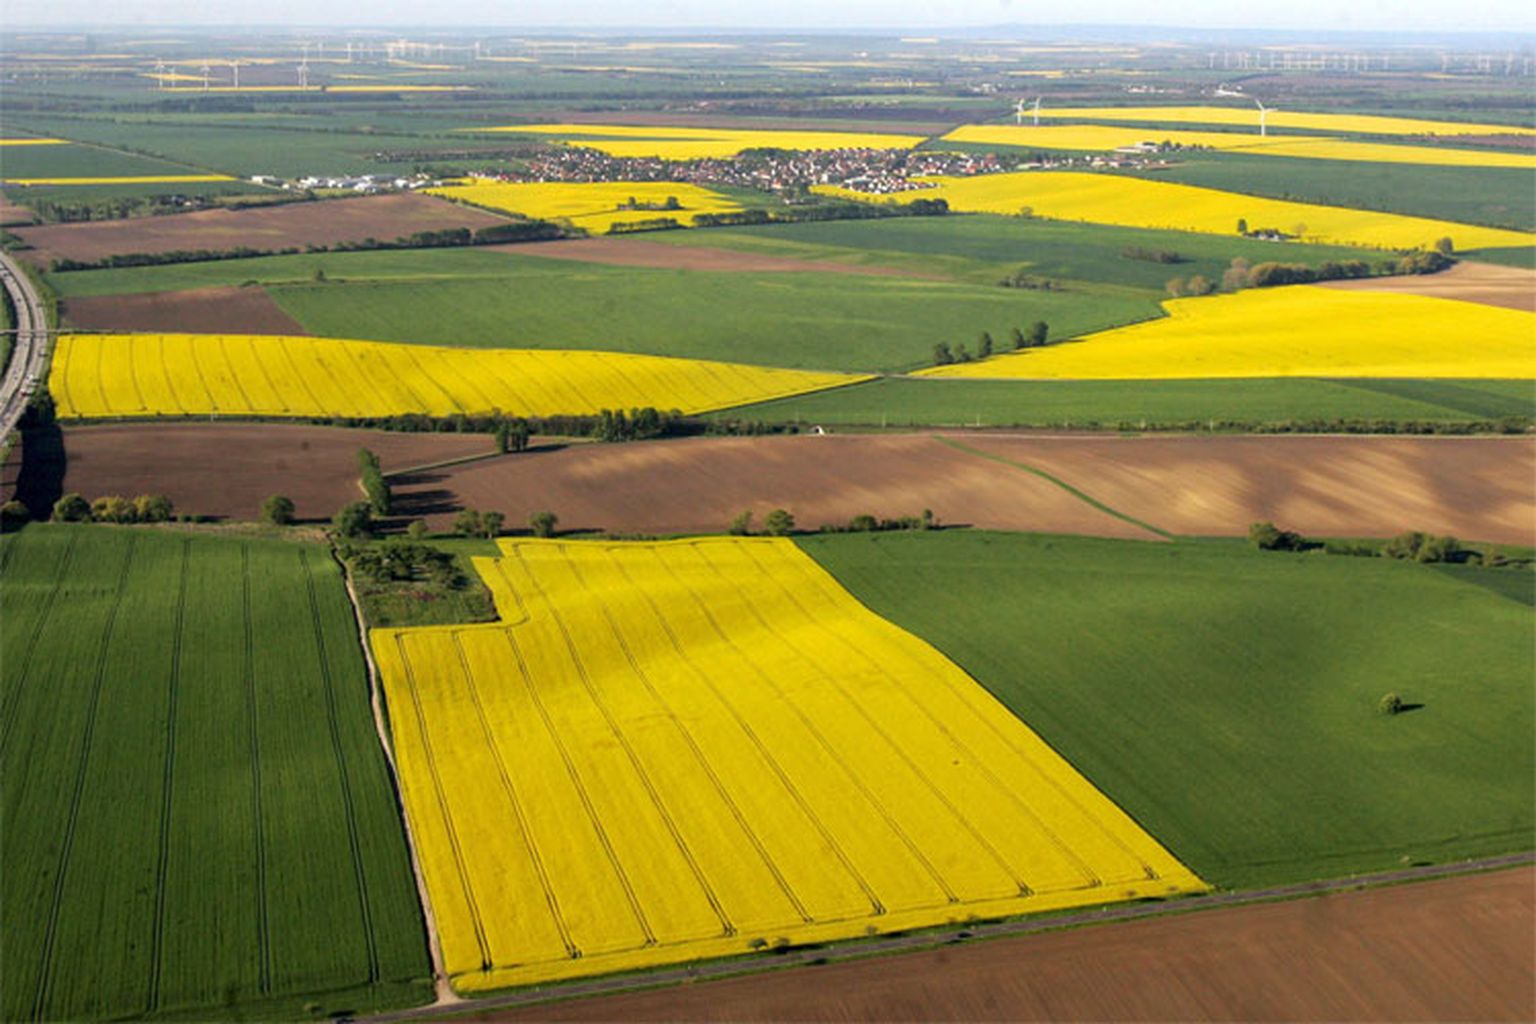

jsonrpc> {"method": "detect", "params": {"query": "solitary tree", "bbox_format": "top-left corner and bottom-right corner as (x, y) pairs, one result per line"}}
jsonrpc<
(1026, 320), (1049, 347)
(262, 494), (296, 526)
(1236, 217), (1249, 235)
(1009, 326), (1026, 350)
(481, 510), (506, 538)
(453, 508), (483, 537)
(977, 332), (994, 359)
(529, 510), (559, 538)
(932, 341), (955, 366)
(764, 508), (795, 536)
(727, 510), (754, 536)
(1433, 236), (1455, 255)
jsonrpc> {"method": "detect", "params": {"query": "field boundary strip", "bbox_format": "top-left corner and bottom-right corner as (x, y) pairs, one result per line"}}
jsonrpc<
(932, 436), (1175, 540)
(356, 852), (1536, 1024)
(145, 538), (190, 1013)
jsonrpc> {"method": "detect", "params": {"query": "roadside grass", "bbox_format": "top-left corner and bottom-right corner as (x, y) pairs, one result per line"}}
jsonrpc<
(0, 524), (432, 1022)
(710, 376), (1534, 428)
(799, 530), (1535, 889)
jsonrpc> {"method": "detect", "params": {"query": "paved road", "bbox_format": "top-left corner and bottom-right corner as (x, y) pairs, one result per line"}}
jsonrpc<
(0, 249), (50, 438)
(363, 851), (1536, 1023)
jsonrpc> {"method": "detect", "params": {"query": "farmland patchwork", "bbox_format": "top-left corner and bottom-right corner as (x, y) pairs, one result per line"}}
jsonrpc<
(372, 537), (1206, 992)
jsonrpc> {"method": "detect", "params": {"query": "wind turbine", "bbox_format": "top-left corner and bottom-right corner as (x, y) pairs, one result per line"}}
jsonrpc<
(230, 60), (242, 89)
(298, 55), (309, 89)
(154, 58), (168, 90)
(1032, 97), (1042, 125)
(1014, 98), (1027, 125)
(200, 62), (211, 90)
(1254, 97), (1273, 136)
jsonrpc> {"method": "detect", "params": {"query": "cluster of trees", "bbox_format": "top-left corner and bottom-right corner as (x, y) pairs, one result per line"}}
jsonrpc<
(1250, 521), (1496, 567)
(303, 407), (690, 443)
(818, 510), (938, 533)
(1168, 250), (1457, 299)
(357, 448), (392, 516)
(932, 322), (1049, 366)
(997, 268), (1062, 290)
(45, 492), (173, 524)
(690, 196), (947, 229)
(48, 219), (570, 273)
(346, 540), (459, 586)
(618, 195), (683, 211)
(607, 217), (683, 234)
(1121, 246), (1187, 264)
(25, 193), (223, 224)
(494, 419), (531, 454)
(727, 508), (795, 536)
(452, 508), (506, 539)
(1248, 520), (1307, 551)
(1381, 530), (1464, 564)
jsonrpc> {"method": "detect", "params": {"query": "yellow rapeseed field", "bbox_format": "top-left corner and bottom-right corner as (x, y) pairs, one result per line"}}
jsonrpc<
(943, 124), (1536, 169)
(1027, 105), (1536, 137)
(474, 123), (925, 159)
(1, 174), (236, 185)
(427, 179), (742, 231)
(47, 333), (866, 419)
(814, 172), (1535, 251)
(0, 138), (68, 146)
(373, 538), (1206, 992)
(918, 286), (1536, 380)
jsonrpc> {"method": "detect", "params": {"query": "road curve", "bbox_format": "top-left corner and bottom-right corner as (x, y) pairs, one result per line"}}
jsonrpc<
(0, 248), (50, 439)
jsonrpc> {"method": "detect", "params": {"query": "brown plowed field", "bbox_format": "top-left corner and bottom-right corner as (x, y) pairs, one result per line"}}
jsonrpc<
(52, 423), (492, 522)
(481, 867), (1535, 1022)
(397, 432), (1535, 545)
(395, 433), (1155, 538)
(13, 192), (509, 265)
(957, 433), (1536, 546)
(506, 237), (934, 277)
(61, 286), (309, 335)
(1316, 261), (1536, 312)
(0, 194), (36, 226)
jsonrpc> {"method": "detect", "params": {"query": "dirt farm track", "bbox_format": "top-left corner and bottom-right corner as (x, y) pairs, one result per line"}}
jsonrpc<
(35, 427), (1536, 544)
(471, 866), (1535, 1023)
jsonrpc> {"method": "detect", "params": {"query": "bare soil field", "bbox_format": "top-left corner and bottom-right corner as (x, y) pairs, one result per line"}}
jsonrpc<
(482, 866), (1535, 1023)
(393, 433), (1156, 538)
(957, 433), (1536, 546)
(0, 194), (36, 226)
(46, 422), (493, 522)
(1316, 261), (1536, 312)
(13, 192), (509, 265)
(507, 237), (934, 277)
(391, 432), (1534, 545)
(62, 286), (308, 334)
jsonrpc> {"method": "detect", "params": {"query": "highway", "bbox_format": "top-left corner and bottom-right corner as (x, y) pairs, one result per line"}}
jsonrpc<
(0, 248), (50, 439)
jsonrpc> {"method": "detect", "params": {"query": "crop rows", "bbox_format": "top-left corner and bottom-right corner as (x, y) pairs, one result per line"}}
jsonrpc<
(0, 527), (430, 1022)
(48, 332), (866, 420)
(373, 538), (1205, 993)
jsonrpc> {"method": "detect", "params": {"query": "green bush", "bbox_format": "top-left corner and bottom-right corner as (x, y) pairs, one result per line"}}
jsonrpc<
(529, 510), (559, 538)
(262, 494), (296, 526)
(764, 509), (795, 536)
(1248, 520), (1304, 551)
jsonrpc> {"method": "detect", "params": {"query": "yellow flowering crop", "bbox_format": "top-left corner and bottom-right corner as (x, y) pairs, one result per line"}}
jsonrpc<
(944, 124), (1536, 169)
(373, 537), (1206, 992)
(473, 123), (925, 159)
(427, 179), (742, 231)
(47, 333), (865, 420)
(0, 138), (68, 146)
(814, 172), (1535, 251)
(1026, 105), (1536, 138)
(919, 286), (1536, 380)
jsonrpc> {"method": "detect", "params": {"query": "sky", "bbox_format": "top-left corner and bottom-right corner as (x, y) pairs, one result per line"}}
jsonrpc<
(4, 0), (1535, 33)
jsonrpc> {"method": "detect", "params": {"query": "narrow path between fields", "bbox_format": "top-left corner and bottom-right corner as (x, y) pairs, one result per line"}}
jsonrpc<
(933, 434), (1176, 540)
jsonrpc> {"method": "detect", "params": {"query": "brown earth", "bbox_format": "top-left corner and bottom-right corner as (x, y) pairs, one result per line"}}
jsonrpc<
(50, 423), (494, 522)
(394, 432), (1535, 545)
(12, 192), (509, 265)
(956, 433), (1536, 546)
(504, 236), (934, 277)
(0, 194), (37, 226)
(1316, 261), (1536, 312)
(393, 433), (1156, 539)
(61, 286), (309, 335)
(480, 866), (1536, 1022)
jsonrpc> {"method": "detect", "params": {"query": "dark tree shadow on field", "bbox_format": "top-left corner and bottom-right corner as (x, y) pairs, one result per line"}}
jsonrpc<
(15, 424), (65, 520)
(390, 488), (460, 518)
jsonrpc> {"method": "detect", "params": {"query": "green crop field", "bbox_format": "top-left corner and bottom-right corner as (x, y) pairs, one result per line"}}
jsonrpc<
(651, 214), (1383, 289)
(49, 246), (1160, 374)
(0, 525), (431, 1022)
(712, 376), (1535, 427)
(801, 530), (1535, 889)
